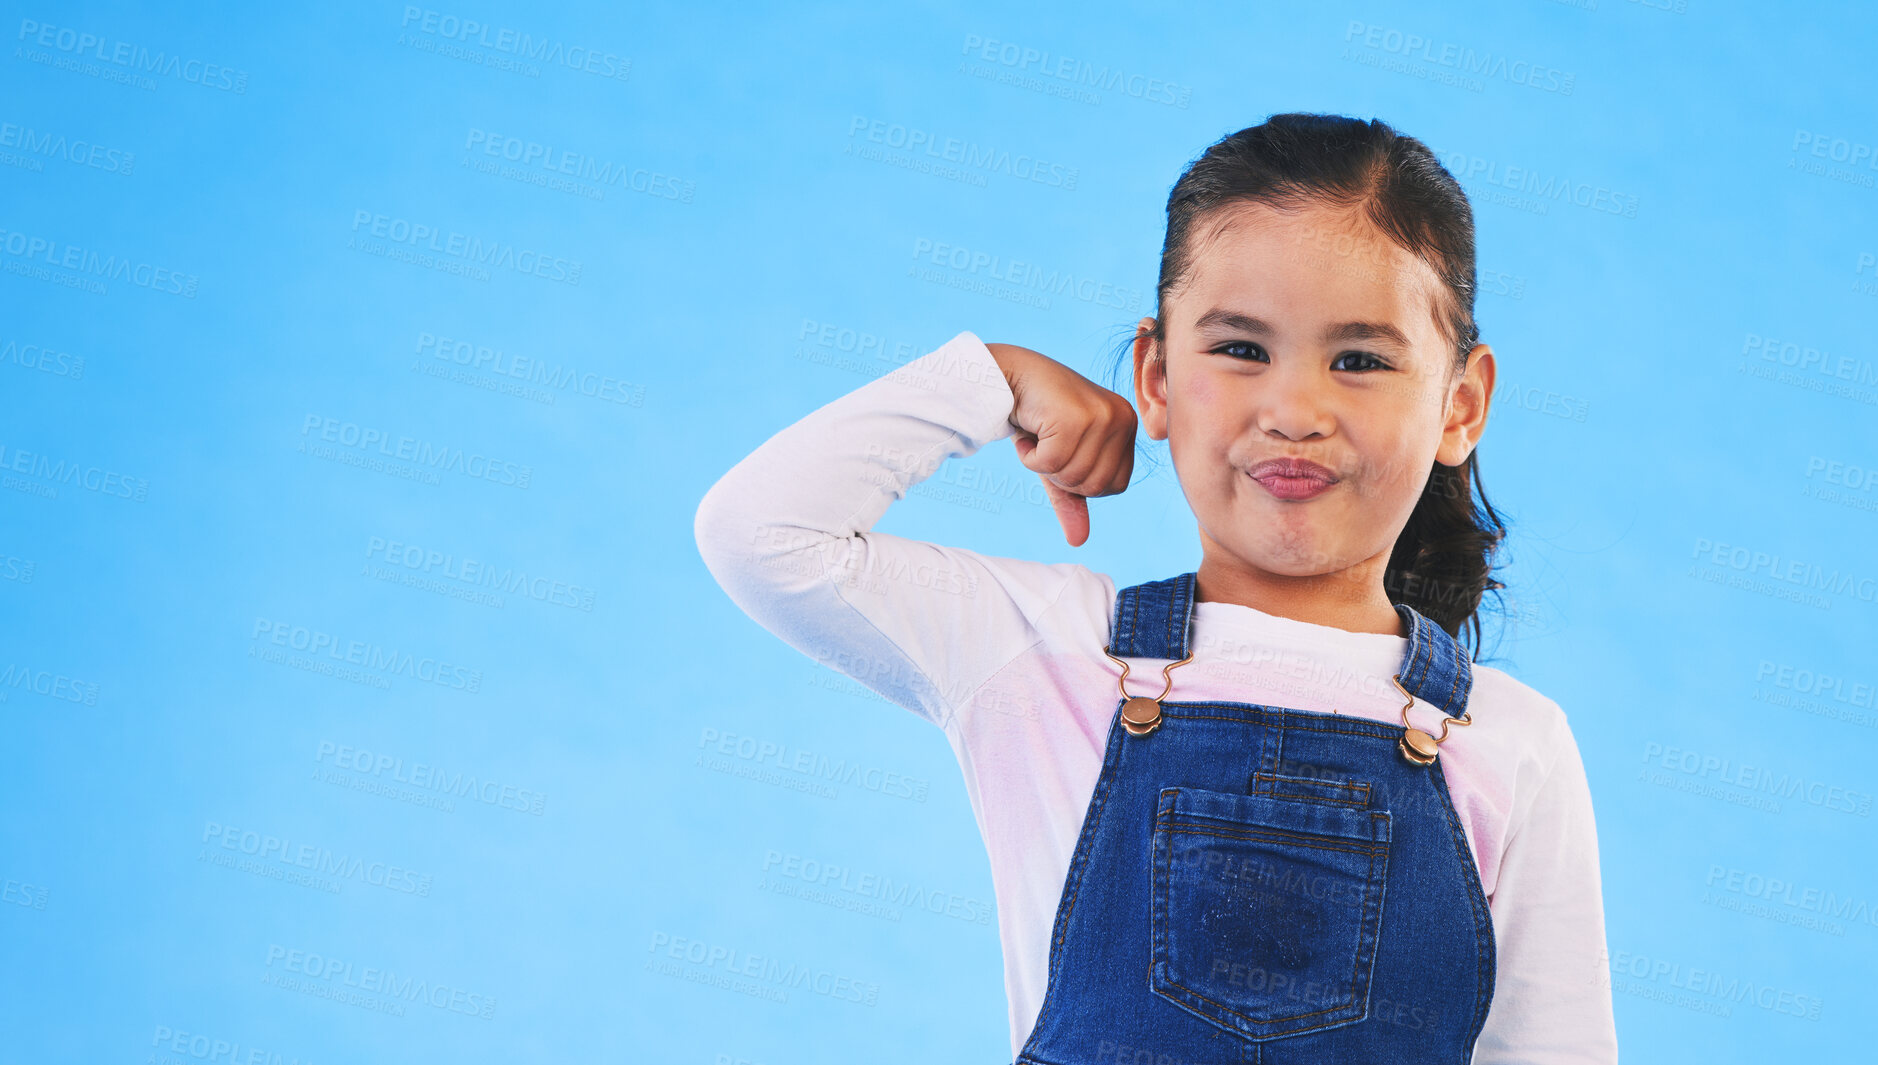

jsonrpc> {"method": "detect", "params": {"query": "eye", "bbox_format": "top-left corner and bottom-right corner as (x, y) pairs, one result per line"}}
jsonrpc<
(1331, 350), (1391, 372)
(1213, 341), (1268, 362)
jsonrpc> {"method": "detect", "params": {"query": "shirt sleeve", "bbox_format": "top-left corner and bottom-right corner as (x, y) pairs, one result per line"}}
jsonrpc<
(1472, 712), (1619, 1064)
(692, 329), (1087, 729)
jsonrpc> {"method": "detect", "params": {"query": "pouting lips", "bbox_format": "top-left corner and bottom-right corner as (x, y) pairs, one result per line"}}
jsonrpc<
(1245, 457), (1339, 501)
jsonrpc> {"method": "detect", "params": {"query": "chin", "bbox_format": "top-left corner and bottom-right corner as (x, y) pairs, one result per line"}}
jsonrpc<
(1234, 536), (1356, 578)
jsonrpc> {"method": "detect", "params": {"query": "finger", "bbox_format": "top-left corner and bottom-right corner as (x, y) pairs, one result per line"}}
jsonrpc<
(1051, 421), (1132, 499)
(1016, 418), (1091, 487)
(1039, 475), (1090, 547)
(1092, 443), (1133, 498)
(1047, 401), (1137, 496)
(1020, 424), (1124, 504)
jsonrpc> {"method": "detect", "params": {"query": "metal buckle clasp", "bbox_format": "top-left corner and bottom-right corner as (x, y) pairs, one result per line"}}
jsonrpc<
(1101, 649), (1194, 737)
(1393, 674), (1472, 765)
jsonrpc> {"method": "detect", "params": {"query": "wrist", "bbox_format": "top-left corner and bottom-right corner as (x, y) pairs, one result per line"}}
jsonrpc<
(983, 342), (1032, 393)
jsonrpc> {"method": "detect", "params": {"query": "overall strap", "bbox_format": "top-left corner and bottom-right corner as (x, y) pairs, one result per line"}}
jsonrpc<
(1103, 570), (1474, 718)
(1102, 571), (1198, 662)
(1392, 601), (1474, 719)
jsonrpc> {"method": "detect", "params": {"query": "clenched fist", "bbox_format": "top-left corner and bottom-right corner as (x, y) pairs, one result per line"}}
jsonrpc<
(986, 342), (1140, 547)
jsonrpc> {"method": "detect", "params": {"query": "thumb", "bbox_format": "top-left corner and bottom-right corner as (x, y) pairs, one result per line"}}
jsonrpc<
(1014, 433), (1091, 547)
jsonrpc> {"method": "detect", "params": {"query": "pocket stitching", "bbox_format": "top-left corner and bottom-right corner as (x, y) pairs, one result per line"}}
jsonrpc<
(1149, 787), (1391, 1038)
(1250, 771), (1371, 807)
(1153, 819), (1385, 858)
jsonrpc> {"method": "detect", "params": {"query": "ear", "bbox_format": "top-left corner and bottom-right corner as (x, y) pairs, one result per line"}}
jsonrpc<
(1437, 343), (1495, 467)
(1132, 316), (1169, 440)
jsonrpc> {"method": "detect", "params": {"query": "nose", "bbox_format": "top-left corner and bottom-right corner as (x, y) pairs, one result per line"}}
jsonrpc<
(1255, 363), (1335, 441)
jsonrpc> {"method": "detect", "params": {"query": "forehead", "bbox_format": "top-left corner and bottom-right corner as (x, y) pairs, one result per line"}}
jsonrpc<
(1174, 201), (1448, 347)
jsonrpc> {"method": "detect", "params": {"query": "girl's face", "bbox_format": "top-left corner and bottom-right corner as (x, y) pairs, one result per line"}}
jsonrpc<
(1134, 200), (1494, 603)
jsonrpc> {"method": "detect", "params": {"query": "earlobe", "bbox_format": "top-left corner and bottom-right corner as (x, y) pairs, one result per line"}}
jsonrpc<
(1138, 376), (1167, 441)
(1134, 318), (1169, 441)
(1437, 343), (1495, 466)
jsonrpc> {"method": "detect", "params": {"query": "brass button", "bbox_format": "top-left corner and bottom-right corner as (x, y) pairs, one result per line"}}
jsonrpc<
(1120, 696), (1162, 736)
(1102, 649), (1192, 740)
(1391, 675), (1473, 765)
(1399, 728), (1439, 765)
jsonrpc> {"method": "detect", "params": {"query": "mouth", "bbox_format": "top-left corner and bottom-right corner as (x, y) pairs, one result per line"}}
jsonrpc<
(1245, 457), (1340, 501)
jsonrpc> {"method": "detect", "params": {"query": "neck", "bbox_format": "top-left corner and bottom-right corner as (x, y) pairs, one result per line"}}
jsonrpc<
(1194, 550), (1404, 638)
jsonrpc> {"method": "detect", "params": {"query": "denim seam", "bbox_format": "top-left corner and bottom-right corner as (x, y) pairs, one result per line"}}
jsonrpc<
(1149, 786), (1389, 1037)
(1409, 613), (1436, 696)
(1169, 571), (1194, 658)
(1025, 704), (1125, 1049)
(1151, 828), (1386, 1036)
(1160, 707), (1408, 741)
(1154, 822), (1387, 855)
(1250, 772), (1372, 807)
(1430, 760), (1497, 1046)
(1441, 642), (1464, 717)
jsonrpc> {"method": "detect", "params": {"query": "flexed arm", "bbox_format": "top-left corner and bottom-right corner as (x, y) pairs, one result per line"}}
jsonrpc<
(692, 330), (1124, 729)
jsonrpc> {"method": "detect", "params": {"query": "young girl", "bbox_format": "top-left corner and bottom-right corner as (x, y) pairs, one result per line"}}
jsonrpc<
(695, 113), (1616, 1064)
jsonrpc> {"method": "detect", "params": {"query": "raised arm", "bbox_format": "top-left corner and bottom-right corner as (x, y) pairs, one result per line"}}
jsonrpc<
(692, 330), (1102, 729)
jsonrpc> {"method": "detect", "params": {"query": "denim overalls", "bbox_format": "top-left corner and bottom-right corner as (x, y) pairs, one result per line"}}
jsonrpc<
(1014, 572), (1496, 1065)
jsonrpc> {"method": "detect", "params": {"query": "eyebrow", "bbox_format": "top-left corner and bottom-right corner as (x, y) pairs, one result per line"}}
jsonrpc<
(1192, 308), (1412, 349)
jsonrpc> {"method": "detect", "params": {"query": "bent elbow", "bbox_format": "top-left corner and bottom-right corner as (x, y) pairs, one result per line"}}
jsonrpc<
(693, 474), (847, 605)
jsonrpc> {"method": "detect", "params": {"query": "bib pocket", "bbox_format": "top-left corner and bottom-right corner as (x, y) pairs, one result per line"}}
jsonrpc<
(1149, 786), (1391, 1040)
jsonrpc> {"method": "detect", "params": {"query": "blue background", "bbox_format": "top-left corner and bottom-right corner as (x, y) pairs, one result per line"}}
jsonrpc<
(4, 0), (1875, 1060)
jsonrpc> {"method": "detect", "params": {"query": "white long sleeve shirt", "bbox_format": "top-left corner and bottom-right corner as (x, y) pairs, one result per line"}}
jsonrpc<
(693, 329), (1618, 1063)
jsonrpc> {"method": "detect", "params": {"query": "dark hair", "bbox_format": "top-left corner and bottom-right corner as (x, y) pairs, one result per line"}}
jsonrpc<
(1107, 112), (1508, 657)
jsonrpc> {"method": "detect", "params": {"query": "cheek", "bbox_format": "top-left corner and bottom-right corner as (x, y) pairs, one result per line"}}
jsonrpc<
(1171, 373), (1239, 446)
(1353, 422), (1442, 501)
